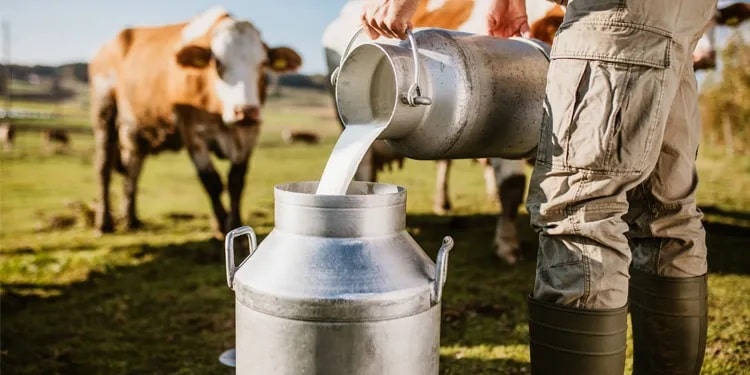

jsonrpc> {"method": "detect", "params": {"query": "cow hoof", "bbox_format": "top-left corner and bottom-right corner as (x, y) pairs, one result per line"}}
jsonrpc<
(494, 238), (521, 266)
(495, 248), (520, 266)
(432, 202), (452, 216)
(95, 216), (115, 235)
(94, 227), (113, 237)
(125, 218), (144, 231)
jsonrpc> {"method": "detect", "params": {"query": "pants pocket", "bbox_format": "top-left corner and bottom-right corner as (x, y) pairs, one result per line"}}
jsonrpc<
(543, 59), (666, 173)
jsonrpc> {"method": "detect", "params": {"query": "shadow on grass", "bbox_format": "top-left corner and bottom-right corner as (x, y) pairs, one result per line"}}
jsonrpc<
(408, 213), (537, 348)
(440, 355), (529, 374)
(704, 220), (750, 275)
(2, 210), (747, 374)
(700, 205), (750, 223)
(1, 237), (238, 375)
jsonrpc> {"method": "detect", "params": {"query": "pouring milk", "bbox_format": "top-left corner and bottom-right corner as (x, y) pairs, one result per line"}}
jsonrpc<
(315, 123), (387, 195)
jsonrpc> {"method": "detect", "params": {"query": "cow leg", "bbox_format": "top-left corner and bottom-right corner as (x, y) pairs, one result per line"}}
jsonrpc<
(226, 161), (248, 233)
(480, 158), (499, 202)
(433, 159), (452, 215)
(94, 127), (115, 233)
(121, 148), (146, 230)
(117, 121), (146, 231)
(92, 96), (117, 234)
(491, 158), (526, 265)
(188, 147), (228, 236)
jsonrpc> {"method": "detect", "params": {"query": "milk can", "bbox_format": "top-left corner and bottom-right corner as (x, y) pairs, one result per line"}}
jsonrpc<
(331, 27), (550, 160)
(224, 181), (454, 375)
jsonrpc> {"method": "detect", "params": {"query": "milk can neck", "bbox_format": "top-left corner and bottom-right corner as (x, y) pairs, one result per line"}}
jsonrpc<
(273, 181), (407, 238)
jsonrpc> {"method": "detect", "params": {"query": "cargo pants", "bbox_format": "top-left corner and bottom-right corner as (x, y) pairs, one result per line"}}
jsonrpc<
(526, 0), (717, 309)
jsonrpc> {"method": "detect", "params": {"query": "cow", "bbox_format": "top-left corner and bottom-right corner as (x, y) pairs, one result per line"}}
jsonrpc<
(694, 1), (750, 70)
(323, 0), (564, 265)
(281, 128), (321, 145)
(41, 128), (71, 153)
(323, 0), (746, 265)
(89, 7), (302, 235)
(0, 122), (15, 151)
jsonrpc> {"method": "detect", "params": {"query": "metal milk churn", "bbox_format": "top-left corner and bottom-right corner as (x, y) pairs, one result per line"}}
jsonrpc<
(331, 27), (551, 160)
(224, 181), (454, 375)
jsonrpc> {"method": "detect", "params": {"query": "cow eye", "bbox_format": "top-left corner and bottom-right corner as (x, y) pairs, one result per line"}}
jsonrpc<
(216, 60), (226, 78)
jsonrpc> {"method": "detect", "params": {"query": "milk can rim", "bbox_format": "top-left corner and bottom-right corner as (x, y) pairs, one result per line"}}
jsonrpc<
(274, 181), (406, 208)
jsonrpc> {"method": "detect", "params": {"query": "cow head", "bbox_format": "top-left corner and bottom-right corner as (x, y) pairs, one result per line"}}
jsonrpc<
(175, 7), (302, 125)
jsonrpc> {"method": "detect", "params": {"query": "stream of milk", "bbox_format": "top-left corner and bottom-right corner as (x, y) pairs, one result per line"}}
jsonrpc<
(315, 124), (387, 195)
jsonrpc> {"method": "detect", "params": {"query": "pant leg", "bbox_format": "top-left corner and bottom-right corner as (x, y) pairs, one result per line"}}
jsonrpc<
(625, 8), (714, 278)
(526, 0), (716, 309)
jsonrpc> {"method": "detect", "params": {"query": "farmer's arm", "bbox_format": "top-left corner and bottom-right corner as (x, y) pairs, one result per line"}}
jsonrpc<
(487, 0), (531, 38)
(361, 0), (531, 40)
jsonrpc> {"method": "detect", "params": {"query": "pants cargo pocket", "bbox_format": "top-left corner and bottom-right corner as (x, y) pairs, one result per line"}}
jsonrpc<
(545, 21), (673, 174)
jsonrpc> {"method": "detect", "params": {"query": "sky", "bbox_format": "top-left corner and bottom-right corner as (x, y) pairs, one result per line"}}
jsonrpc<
(2, 0), (350, 74)
(2, 1), (748, 75)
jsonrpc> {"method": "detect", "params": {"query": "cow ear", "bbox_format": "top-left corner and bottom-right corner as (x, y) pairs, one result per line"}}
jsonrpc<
(175, 45), (213, 68)
(266, 47), (302, 73)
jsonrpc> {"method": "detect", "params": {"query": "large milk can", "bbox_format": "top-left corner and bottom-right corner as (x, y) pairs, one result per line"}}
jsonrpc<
(224, 181), (454, 375)
(331, 27), (550, 160)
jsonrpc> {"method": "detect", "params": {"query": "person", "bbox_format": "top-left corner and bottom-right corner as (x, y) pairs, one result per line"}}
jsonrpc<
(359, 0), (715, 373)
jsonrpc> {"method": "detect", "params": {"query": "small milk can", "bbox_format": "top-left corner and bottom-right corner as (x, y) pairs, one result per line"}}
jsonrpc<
(224, 181), (454, 375)
(331, 27), (551, 160)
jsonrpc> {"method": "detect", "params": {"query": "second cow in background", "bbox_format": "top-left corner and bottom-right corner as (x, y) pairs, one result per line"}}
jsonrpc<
(323, 0), (565, 264)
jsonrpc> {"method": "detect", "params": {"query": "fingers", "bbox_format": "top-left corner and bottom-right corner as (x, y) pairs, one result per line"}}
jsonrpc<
(486, 15), (531, 38)
(361, 4), (382, 40)
(363, 23), (381, 40)
(377, 15), (402, 39)
(487, 17), (497, 36)
(389, 18), (410, 40)
(361, 2), (410, 40)
(519, 22), (531, 38)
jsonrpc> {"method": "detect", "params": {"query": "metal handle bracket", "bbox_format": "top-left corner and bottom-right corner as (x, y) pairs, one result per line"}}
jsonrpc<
(224, 226), (258, 290)
(431, 236), (454, 305)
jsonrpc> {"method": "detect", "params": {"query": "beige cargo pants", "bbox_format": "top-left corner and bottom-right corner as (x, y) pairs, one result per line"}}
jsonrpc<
(527, 0), (717, 309)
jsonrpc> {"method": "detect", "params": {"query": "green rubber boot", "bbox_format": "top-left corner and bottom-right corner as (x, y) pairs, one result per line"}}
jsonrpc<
(629, 269), (708, 375)
(528, 296), (628, 375)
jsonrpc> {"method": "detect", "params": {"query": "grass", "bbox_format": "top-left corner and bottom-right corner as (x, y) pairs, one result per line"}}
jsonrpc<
(1, 88), (749, 374)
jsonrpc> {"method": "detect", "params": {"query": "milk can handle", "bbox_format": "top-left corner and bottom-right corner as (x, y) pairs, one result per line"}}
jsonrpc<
(224, 226), (258, 290)
(431, 236), (454, 305)
(330, 26), (431, 107)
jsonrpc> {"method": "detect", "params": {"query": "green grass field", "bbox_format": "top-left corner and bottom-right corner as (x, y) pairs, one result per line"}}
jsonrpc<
(1, 88), (749, 374)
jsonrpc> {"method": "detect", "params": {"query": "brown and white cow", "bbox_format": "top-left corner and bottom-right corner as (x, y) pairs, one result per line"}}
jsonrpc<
(323, 0), (564, 264)
(90, 7), (301, 235)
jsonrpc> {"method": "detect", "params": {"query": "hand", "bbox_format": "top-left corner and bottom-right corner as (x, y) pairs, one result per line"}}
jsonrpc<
(487, 0), (531, 38)
(361, 0), (419, 40)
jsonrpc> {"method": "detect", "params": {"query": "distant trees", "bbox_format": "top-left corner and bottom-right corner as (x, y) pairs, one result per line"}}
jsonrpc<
(700, 28), (750, 155)
(0, 63), (88, 83)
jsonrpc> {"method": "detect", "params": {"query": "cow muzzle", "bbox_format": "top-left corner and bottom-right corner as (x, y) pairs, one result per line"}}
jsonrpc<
(694, 50), (717, 70)
(233, 105), (261, 124)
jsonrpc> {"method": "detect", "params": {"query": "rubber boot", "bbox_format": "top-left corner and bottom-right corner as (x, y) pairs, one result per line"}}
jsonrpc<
(629, 269), (708, 375)
(528, 295), (628, 375)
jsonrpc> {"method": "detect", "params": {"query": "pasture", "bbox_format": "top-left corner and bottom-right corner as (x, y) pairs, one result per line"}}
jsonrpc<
(1, 88), (749, 374)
